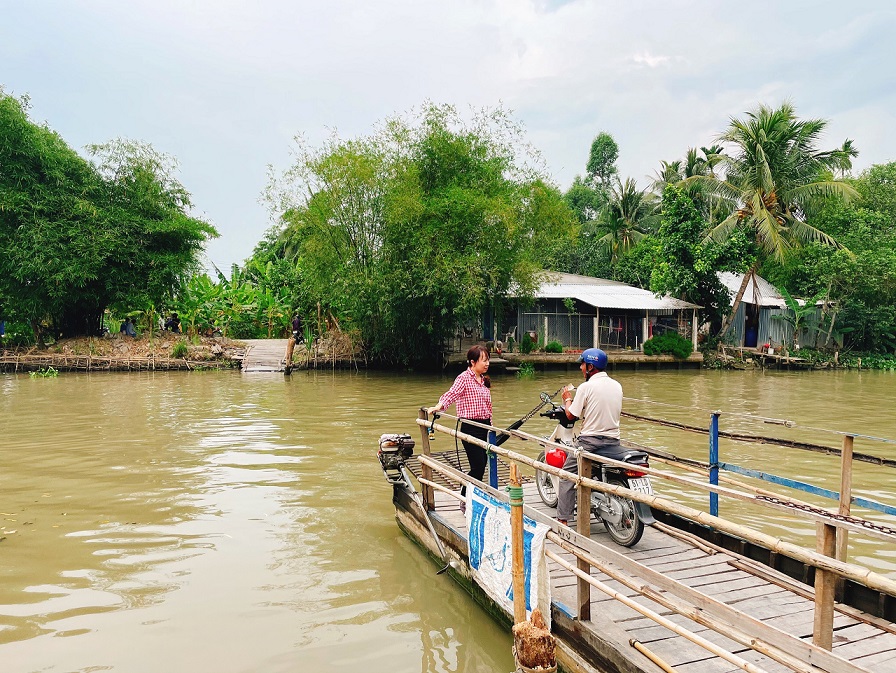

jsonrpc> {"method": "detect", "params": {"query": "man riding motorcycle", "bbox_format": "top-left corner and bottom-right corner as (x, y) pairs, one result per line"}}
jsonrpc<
(556, 347), (623, 525)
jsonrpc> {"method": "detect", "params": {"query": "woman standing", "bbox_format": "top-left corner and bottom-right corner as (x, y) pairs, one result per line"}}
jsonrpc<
(428, 345), (492, 509)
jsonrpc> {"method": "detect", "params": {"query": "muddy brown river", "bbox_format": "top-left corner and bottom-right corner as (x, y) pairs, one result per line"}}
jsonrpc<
(1, 368), (894, 672)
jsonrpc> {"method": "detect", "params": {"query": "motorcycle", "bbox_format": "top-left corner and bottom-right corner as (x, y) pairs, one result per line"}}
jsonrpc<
(533, 391), (655, 547)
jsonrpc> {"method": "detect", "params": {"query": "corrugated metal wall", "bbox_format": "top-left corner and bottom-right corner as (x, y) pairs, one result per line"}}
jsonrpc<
(517, 312), (594, 349)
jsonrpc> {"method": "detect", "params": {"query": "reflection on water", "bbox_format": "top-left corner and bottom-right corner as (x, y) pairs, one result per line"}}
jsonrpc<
(0, 367), (894, 672)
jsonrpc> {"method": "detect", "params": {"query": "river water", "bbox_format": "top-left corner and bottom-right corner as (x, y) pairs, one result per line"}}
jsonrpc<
(1, 368), (894, 673)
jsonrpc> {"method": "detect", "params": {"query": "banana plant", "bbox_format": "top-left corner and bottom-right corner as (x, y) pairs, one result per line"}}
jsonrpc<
(771, 287), (825, 349)
(175, 275), (222, 337)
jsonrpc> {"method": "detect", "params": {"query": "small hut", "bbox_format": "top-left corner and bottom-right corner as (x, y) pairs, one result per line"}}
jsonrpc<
(717, 272), (822, 349)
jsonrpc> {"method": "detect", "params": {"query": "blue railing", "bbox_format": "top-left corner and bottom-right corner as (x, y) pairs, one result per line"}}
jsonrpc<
(706, 414), (896, 518)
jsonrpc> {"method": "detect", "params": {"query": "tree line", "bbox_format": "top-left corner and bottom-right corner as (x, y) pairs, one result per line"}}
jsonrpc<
(3, 88), (895, 364)
(556, 105), (894, 355)
(0, 89), (216, 342)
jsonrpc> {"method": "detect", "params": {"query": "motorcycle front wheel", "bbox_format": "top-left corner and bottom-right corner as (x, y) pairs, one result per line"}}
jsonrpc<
(598, 478), (644, 547)
(535, 450), (560, 508)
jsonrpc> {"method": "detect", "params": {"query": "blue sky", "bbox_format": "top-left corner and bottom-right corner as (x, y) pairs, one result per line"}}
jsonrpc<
(3, 1), (895, 273)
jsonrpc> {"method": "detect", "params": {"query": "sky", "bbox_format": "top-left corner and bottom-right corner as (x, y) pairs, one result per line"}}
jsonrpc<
(3, 1), (895, 274)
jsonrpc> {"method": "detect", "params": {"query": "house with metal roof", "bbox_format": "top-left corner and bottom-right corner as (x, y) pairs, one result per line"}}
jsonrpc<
(492, 272), (701, 352)
(717, 272), (822, 349)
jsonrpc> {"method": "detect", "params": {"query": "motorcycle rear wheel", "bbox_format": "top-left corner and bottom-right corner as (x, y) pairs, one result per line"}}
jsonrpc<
(535, 450), (560, 508)
(599, 477), (644, 547)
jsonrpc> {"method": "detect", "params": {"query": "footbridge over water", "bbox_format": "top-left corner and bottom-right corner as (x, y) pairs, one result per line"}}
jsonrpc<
(240, 339), (289, 373)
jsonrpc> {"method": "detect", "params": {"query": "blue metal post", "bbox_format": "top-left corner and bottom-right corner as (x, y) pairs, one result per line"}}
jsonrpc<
(709, 412), (720, 517)
(488, 430), (498, 488)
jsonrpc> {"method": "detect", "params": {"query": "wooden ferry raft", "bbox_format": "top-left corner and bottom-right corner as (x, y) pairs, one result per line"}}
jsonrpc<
(388, 412), (896, 673)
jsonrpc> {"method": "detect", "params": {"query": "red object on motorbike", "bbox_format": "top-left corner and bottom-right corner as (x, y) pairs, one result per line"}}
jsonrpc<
(545, 447), (567, 468)
(625, 459), (649, 478)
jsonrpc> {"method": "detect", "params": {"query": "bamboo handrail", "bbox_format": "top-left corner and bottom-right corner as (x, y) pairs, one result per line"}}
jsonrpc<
(547, 533), (868, 673)
(415, 418), (896, 596)
(416, 453), (870, 673)
(629, 640), (678, 673)
(621, 410), (896, 466)
(417, 477), (464, 501)
(420, 415), (896, 543)
(545, 550), (772, 673)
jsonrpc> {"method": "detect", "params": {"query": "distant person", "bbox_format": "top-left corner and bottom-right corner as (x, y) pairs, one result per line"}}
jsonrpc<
(120, 317), (136, 337)
(427, 344), (492, 512)
(164, 313), (181, 333)
(292, 313), (303, 342)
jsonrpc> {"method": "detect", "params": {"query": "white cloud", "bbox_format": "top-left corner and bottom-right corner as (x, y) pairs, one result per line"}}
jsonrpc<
(2, 1), (895, 272)
(632, 52), (670, 68)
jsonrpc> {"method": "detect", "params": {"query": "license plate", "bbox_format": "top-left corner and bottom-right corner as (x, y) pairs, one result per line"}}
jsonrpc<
(628, 477), (653, 495)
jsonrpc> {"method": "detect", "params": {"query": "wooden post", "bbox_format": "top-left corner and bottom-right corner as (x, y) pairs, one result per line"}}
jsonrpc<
(836, 435), (854, 562)
(642, 311), (649, 348)
(418, 409), (435, 510)
(692, 309), (698, 351)
(576, 452), (591, 620)
(594, 312), (599, 349)
(813, 522), (837, 650)
(509, 464), (527, 625)
(285, 337), (296, 370)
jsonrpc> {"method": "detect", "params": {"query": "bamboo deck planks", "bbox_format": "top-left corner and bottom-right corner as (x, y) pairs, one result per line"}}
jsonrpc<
(419, 481), (895, 673)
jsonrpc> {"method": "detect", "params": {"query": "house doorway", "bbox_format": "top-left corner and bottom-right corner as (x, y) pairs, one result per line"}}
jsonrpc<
(744, 303), (759, 348)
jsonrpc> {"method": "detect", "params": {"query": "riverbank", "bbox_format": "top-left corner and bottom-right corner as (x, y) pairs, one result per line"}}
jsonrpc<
(446, 349), (704, 372)
(0, 333), (246, 372)
(707, 346), (896, 371)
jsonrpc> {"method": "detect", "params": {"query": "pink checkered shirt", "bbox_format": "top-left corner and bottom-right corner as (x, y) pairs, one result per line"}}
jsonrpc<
(439, 368), (492, 420)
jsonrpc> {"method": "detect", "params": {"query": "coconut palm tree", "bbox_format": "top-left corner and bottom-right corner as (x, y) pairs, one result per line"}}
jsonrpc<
(597, 177), (659, 263)
(688, 103), (858, 339)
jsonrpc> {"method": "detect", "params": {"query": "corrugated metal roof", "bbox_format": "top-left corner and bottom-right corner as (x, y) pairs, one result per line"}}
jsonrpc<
(527, 272), (701, 310)
(717, 272), (787, 307)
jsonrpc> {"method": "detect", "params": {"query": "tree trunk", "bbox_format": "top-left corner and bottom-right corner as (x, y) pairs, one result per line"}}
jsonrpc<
(717, 265), (756, 342)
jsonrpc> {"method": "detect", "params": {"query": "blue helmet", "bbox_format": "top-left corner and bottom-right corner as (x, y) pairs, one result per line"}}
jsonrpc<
(577, 347), (608, 370)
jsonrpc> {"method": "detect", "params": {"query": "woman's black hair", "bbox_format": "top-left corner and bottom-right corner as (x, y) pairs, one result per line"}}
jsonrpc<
(466, 344), (491, 388)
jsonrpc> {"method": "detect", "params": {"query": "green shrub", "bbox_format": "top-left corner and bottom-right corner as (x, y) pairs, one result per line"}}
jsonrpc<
(171, 341), (189, 358)
(520, 332), (534, 355)
(841, 352), (896, 370)
(643, 331), (693, 359)
(516, 362), (535, 379)
(544, 340), (563, 353)
(29, 367), (59, 378)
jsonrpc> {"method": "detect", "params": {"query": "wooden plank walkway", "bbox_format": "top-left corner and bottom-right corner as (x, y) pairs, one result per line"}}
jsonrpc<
(240, 339), (288, 373)
(405, 454), (896, 673)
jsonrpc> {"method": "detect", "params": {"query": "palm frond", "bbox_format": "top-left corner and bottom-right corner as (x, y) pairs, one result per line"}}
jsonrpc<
(683, 174), (741, 203)
(790, 180), (859, 204)
(702, 212), (740, 246)
(786, 217), (842, 251)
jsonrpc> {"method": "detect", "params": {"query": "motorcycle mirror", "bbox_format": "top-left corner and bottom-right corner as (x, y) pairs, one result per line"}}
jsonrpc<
(539, 392), (551, 405)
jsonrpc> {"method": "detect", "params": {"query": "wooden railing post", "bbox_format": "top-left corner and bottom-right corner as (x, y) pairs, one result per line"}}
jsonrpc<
(418, 408), (435, 511)
(813, 522), (837, 650)
(836, 435), (854, 562)
(576, 451), (591, 621)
